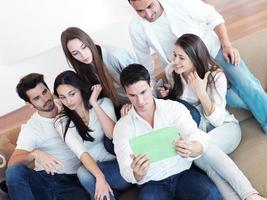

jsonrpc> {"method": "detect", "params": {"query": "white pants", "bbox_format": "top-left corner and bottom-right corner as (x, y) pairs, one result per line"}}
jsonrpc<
(194, 122), (257, 200)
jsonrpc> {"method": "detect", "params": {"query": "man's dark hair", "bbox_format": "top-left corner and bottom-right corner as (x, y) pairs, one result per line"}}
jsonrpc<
(16, 73), (48, 102)
(120, 64), (150, 88)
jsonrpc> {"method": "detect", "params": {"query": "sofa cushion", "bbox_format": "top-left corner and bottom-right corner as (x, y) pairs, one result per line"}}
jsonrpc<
(230, 118), (267, 196)
(228, 107), (252, 122)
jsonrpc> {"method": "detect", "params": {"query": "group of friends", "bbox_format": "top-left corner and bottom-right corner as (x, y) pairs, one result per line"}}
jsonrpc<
(4, 0), (267, 200)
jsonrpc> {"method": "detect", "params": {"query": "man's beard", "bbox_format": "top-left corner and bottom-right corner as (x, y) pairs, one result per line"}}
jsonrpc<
(35, 99), (55, 112)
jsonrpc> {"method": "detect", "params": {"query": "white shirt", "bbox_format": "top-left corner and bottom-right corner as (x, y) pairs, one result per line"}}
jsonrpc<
(113, 98), (210, 184)
(55, 98), (115, 161)
(165, 66), (238, 129)
(16, 112), (81, 174)
(129, 0), (224, 74)
(148, 12), (178, 63)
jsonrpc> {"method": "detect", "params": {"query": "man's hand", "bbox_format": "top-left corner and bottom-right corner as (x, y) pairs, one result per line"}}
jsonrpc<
(130, 154), (150, 182)
(174, 137), (203, 158)
(214, 23), (241, 66)
(222, 45), (240, 66)
(33, 150), (63, 175)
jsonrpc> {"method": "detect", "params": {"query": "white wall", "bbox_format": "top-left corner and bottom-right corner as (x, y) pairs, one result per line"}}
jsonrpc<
(0, 0), (136, 116)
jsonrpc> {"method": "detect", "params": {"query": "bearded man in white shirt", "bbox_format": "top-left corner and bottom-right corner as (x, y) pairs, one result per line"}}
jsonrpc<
(127, 0), (267, 134)
(5, 73), (90, 200)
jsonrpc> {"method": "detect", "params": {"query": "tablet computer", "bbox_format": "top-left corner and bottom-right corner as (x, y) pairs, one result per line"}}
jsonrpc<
(129, 126), (180, 163)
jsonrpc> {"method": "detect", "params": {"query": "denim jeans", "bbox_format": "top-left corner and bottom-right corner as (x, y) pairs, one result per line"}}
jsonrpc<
(5, 164), (90, 200)
(138, 169), (222, 200)
(103, 105), (123, 156)
(215, 49), (267, 132)
(77, 159), (131, 200)
(104, 136), (115, 156)
(177, 99), (201, 126)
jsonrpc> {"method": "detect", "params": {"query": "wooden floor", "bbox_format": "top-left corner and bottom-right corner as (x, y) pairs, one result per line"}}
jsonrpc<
(209, 0), (267, 41)
(1, 0), (267, 131)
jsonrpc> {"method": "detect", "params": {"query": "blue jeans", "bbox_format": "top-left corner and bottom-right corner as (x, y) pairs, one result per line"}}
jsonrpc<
(104, 136), (115, 156)
(177, 99), (201, 126)
(138, 169), (222, 200)
(5, 164), (90, 200)
(77, 159), (131, 200)
(215, 49), (267, 132)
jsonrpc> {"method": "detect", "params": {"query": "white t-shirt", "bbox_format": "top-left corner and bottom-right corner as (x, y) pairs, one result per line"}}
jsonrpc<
(148, 12), (178, 63)
(55, 98), (116, 162)
(16, 112), (81, 174)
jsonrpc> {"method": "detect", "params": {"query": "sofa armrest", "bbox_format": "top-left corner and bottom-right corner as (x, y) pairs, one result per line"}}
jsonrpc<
(0, 154), (6, 169)
(0, 131), (18, 182)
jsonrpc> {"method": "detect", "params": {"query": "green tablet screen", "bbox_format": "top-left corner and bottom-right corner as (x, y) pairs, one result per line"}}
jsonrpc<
(129, 126), (180, 163)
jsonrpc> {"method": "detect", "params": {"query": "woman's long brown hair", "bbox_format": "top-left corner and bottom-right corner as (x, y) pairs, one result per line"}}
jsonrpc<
(169, 34), (223, 101)
(61, 27), (118, 105)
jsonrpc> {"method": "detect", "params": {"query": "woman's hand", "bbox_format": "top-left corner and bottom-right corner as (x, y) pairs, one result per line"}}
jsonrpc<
(95, 175), (113, 200)
(156, 83), (171, 98)
(89, 84), (102, 107)
(186, 71), (214, 116)
(120, 104), (132, 117)
(186, 71), (210, 98)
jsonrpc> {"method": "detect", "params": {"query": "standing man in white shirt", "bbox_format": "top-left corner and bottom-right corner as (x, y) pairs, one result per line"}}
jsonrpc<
(113, 64), (221, 200)
(127, 0), (267, 134)
(5, 73), (90, 200)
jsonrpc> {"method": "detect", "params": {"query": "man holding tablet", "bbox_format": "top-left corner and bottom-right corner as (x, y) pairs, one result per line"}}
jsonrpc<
(113, 64), (221, 200)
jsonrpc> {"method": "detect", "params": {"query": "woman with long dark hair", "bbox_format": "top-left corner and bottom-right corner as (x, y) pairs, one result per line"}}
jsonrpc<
(158, 34), (266, 200)
(54, 71), (131, 200)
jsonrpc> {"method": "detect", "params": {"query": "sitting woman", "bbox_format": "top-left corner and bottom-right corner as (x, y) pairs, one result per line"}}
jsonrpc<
(54, 71), (131, 200)
(61, 26), (136, 107)
(158, 33), (266, 200)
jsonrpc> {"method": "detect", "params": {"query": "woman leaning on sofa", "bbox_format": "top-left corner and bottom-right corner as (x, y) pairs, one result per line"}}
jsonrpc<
(158, 33), (267, 200)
